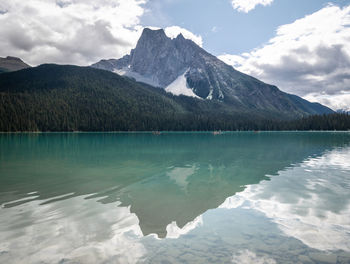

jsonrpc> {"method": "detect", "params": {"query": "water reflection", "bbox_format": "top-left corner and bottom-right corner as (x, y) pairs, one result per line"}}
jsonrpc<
(0, 195), (145, 264)
(141, 145), (350, 263)
(1, 132), (350, 263)
(232, 250), (277, 264)
(220, 146), (350, 252)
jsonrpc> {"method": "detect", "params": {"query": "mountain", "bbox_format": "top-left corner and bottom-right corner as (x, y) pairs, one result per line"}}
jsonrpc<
(92, 28), (333, 116)
(0, 64), (186, 131)
(0, 56), (31, 73)
(0, 64), (347, 132)
(0, 64), (276, 132)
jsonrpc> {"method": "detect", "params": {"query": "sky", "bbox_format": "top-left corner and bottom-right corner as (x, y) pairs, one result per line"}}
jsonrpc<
(0, 0), (349, 110)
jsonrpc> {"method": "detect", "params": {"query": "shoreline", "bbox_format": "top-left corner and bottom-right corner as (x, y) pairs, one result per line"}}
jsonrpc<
(1, 130), (350, 134)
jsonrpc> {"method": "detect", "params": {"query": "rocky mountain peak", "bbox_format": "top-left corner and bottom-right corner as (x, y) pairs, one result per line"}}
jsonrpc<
(140, 28), (167, 39)
(135, 28), (169, 51)
(176, 33), (185, 40)
(90, 28), (333, 116)
(6, 56), (23, 61)
(91, 28), (203, 87)
(110, 28), (201, 88)
(0, 56), (31, 72)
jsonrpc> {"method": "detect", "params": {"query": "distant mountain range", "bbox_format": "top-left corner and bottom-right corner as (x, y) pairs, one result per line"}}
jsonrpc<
(0, 56), (31, 73)
(92, 28), (332, 117)
(0, 28), (343, 132)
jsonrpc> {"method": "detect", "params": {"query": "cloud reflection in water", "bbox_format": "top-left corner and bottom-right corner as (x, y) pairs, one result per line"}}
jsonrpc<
(220, 147), (350, 251)
(0, 195), (146, 264)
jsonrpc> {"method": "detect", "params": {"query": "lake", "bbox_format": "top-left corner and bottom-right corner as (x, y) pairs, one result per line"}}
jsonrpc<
(1, 132), (350, 263)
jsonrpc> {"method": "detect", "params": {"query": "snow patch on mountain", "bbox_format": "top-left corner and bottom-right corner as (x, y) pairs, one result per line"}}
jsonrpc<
(165, 70), (199, 98)
(206, 89), (213, 100)
(114, 67), (160, 88)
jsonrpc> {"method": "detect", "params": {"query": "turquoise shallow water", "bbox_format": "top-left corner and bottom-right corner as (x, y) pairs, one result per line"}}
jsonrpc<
(0, 132), (350, 263)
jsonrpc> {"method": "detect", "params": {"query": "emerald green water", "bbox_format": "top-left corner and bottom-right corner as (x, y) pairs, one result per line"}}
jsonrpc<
(1, 132), (350, 263)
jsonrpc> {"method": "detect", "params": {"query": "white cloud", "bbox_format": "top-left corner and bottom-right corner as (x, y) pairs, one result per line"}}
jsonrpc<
(219, 4), (350, 111)
(0, 0), (147, 66)
(164, 26), (203, 47)
(231, 0), (273, 13)
(304, 92), (350, 112)
(0, 1), (204, 66)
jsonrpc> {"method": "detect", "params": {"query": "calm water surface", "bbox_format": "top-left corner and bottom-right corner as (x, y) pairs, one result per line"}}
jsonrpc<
(0, 132), (350, 263)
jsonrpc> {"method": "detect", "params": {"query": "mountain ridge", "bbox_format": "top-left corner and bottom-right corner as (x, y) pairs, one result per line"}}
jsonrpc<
(0, 64), (348, 131)
(0, 56), (31, 73)
(92, 28), (333, 116)
(0, 64), (277, 131)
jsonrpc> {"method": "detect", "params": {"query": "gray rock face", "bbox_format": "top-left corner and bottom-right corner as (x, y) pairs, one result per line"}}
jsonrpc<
(92, 28), (333, 116)
(0, 56), (31, 73)
(92, 28), (201, 88)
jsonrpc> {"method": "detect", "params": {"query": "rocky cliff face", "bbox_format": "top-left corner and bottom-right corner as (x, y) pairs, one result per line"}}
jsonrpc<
(92, 28), (333, 116)
(92, 29), (202, 89)
(0, 56), (31, 73)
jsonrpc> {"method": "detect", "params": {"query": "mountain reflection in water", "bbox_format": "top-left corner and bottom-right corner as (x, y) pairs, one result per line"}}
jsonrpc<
(1, 132), (350, 263)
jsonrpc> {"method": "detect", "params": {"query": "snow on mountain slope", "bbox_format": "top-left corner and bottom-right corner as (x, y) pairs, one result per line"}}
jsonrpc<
(165, 70), (199, 98)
